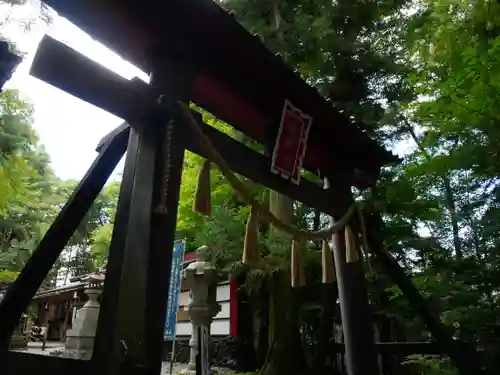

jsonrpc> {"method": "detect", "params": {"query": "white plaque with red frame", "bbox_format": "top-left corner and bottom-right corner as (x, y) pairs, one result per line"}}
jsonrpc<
(270, 100), (312, 185)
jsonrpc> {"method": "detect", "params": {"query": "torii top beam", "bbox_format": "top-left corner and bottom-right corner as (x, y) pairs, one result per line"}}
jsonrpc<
(0, 41), (22, 91)
(42, 0), (397, 187)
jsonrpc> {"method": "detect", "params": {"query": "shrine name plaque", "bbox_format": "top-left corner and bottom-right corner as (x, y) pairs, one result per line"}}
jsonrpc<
(271, 100), (312, 185)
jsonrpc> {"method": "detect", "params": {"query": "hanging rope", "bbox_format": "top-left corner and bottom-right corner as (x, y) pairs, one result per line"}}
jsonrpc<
(177, 102), (371, 245)
(155, 119), (175, 214)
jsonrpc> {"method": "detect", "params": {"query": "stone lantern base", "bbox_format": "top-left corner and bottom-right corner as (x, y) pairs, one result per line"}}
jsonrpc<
(10, 318), (28, 350)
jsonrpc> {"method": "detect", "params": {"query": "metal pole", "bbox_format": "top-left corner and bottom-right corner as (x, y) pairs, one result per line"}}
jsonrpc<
(168, 240), (186, 375)
(196, 326), (202, 375)
(168, 334), (177, 375)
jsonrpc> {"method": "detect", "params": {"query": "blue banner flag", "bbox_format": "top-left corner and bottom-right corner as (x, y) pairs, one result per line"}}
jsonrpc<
(164, 241), (186, 341)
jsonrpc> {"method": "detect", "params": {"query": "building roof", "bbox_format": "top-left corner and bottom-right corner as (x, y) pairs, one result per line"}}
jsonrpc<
(34, 252), (200, 299)
(33, 281), (83, 300)
(41, 0), (397, 184)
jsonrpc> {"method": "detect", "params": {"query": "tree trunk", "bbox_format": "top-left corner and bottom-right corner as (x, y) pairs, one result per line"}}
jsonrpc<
(472, 223), (482, 259)
(268, 191), (294, 233)
(312, 208), (322, 249)
(443, 178), (462, 259)
(263, 273), (306, 375)
(313, 282), (338, 373)
(261, 190), (306, 375)
(235, 275), (258, 372)
(313, 179), (338, 373)
(313, 208), (321, 231)
(255, 286), (270, 368)
(262, 6), (306, 373)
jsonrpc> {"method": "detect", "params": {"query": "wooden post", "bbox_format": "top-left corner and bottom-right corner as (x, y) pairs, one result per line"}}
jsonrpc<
(144, 118), (185, 375)
(91, 52), (191, 374)
(142, 55), (197, 375)
(92, 109), (185, 375)
(0, 40), (22, 91)
(326, 178), (378, 375)
(144, 103), (186, 375)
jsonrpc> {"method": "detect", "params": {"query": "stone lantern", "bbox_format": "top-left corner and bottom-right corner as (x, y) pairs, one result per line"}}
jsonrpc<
(180, 246), (221, 375)
(62, 273), (104, 360)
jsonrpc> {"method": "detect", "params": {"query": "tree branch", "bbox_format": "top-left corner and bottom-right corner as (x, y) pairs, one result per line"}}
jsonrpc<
(402, 118), (462, 259)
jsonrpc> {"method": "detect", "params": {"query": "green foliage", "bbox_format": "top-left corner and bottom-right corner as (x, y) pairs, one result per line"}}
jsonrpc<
(0, 89), (61, 286)
(0, 155), (35, 215)
(0, 89), (121, 286)
(403, 355), (457, 375)
(90, 222), (113, 268)
(193, 206), (250, 269)
(0, 269), (18, 284)
(4, 1), (500, 374)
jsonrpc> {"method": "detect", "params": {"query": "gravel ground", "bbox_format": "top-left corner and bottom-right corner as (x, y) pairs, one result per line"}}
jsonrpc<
(18, 345), (234, 375)
(161, 362), (234, 375)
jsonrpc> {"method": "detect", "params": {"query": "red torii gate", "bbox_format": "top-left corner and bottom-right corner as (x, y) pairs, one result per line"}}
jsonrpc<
(0, 1), (484, 375)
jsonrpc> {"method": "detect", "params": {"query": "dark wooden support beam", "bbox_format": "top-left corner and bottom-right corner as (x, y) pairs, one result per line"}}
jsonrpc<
(0, 126), (128, 352)
(365, 211), (487, 375)
(0, 41), (22, 91)
(92, 122), (164, 373)
(30, 36), (162, 127)
(96, 122), (130, 152)
(91, 86), (185, 375)
(326, 178), (378, 375)
(143, 71), (187, 375)
(144, 123), (185, 374)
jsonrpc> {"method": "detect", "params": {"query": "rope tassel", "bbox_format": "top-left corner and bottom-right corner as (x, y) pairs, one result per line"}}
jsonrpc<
(179, 103), (360, 240)
(291, 240), (306, 288)
(345, 224), (359, 263)
(242, 207), (260, 266)
(193, 159), (212, 216)
(322, 240), (336, 283)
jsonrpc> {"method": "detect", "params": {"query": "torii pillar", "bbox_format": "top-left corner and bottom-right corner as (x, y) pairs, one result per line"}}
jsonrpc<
(326, 177), (378, 375)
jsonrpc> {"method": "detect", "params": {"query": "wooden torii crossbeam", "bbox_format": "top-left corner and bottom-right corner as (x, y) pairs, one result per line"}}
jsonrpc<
(0, 41), (22, 91)
(0, 1), (484, 375)
(34, 0), (397, 185)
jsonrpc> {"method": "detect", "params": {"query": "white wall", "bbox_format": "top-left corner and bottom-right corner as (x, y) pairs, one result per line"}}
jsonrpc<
(178, 282), (231, 308)
(175, 282), (231, 336)
(216, 283), (230, 302)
